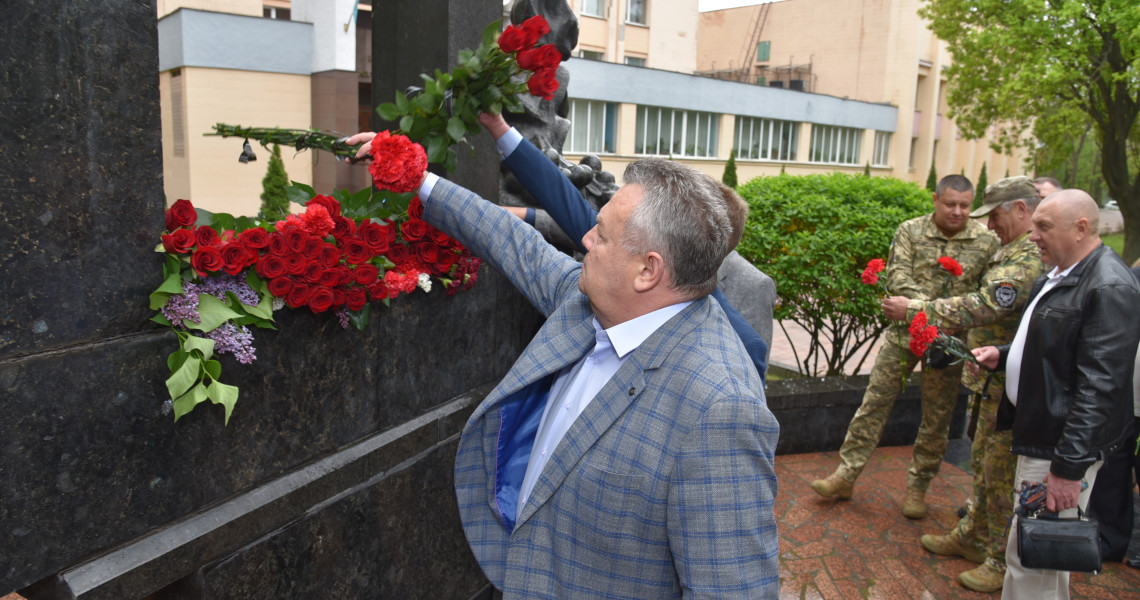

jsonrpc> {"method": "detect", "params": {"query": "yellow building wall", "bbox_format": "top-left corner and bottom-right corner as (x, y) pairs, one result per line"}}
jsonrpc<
(157, 0), (262, 19)
(160, 67), (313, 215)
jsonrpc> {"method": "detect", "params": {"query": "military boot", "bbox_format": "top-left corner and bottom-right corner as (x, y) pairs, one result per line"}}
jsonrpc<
(902, 487), (927, 519)
(958, 560), (1005, 592)
(810, 472), (853, 499)
(920, 532), (985, 564)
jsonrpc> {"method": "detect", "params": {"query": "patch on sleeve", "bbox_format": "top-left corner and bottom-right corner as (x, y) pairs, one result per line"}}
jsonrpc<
(994, 282), (1018, 308)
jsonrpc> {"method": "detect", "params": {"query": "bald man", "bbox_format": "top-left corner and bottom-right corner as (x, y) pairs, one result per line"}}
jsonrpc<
(973, 189), (1140, 598)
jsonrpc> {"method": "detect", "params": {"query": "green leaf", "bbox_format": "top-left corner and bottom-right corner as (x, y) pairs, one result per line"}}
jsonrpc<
(207, 380), (240, 426)
(150, 291), (172, 311)
(151, 314), (172, 326)
(482, 20), (500, 46)
(155, 270), (184, 295)
(446, 116), (467, 143)
(211, 214), (236, 234)
(394, 90), (410, 113)
(185, 294), (242, 332)
(164, 254), (184, 279)
(426, 135), (448, 163)
(413, 92), (437, 113)
(172, 383), (210, 422)
(167, 349), (189, 373)
(377, 102), (401, 122)
(347, 304), (371, 331)
(203, 359), (221, 381)
(245, 293), (274, 320)
(245, 270), (269, 295)
(443, 148), (459, 173)
(399, 115), (414, 135)
(290, 180), (317, 196)
(194, 208), (214, 228)
(407, 116), (430, 140)
(166, 355), (202, 401)
(182, 333), (215, 362)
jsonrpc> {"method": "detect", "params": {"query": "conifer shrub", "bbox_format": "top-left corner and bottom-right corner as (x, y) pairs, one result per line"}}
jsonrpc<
(722, 149), (738, 188)
(259, 144), (291, 222)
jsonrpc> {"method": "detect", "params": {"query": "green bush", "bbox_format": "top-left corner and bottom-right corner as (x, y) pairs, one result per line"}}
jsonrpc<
(926, 162), (938, 192)
(972, 162), (988, 210)
(259, 144), (291, 222)
(736, 173), (931, 376)
(722, 149), (738, 188)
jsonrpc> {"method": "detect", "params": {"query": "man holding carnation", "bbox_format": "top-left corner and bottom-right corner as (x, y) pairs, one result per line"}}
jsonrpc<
(881, 176), (1045, 592)
(811, 175), (1000, 521)
(348, 131), (779, 598)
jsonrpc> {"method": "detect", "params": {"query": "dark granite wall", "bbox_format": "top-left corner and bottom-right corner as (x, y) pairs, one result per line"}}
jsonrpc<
(1, 0), (538, 597)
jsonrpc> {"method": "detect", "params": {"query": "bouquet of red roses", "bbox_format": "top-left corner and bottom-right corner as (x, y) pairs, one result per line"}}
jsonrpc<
(152, 189), (480, 424)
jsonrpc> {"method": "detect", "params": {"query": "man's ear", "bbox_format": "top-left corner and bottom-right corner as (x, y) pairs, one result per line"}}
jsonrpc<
(633, 251), (666, 293)
(1074, 216), (1090, 240)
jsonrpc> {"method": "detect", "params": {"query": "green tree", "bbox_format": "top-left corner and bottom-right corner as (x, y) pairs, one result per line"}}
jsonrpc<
(259, 144), (290, 222)
(736, 173), (931, 376)
(926, 162), (938, 192)
(920, 0), (1140, 262)
(973, 162), (988, 210)
(722, 149), (738, 188)
(864, 162), (872, 177)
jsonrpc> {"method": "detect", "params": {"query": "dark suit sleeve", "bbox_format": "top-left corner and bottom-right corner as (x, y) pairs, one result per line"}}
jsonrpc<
(502, 136), (595, 253)
(711, 287), (768, 383)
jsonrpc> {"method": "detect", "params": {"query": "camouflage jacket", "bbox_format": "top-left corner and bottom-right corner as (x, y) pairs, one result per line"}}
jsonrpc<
(884, 214), (1000, 345)
(907, 232), (1046, 392)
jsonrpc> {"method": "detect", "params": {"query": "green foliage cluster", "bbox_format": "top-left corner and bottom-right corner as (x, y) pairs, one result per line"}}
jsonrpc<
(926, 163), (938, 192)
(973, 162), (988, 210)
(259, 145), (290, 222)
(736, 173), (931, 376)
(722, 149), (738, 188)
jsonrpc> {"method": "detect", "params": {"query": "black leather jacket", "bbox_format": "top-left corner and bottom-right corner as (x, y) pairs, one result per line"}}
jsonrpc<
(995, 244), (1140, 480)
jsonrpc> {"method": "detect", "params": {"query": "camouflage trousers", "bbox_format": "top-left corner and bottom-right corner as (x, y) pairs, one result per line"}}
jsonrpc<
(950, 387), (1015, 570)
(836, 339), (964, 491)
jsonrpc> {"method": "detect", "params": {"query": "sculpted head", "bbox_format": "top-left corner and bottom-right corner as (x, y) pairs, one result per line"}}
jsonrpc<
(579, 159), (732, 327)
(1030, 189), (1101, 269)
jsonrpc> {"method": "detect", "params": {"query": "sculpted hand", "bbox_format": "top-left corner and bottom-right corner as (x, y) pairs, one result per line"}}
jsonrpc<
(478, 112), (511, 140)
(1044, 471), (1083, 513)
(881, 296), (910, 321)
(345, 131), (377, 161)
(972, 346), (999, 370)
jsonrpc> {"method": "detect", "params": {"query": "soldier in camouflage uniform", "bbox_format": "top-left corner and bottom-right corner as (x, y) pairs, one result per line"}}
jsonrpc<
(812, 175), (1001, 521)
(883, 177), (1046, 593)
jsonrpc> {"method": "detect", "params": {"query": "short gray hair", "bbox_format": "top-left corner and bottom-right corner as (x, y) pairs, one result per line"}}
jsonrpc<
(999, 195), (1041, 213)
(621, 159), (732, 298)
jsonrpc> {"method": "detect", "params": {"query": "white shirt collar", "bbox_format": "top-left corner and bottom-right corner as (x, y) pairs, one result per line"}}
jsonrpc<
(601, 301), (693, 359)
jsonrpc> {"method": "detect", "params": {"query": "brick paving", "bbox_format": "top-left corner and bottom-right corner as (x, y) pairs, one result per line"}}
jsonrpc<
(770, 319), (887, 376)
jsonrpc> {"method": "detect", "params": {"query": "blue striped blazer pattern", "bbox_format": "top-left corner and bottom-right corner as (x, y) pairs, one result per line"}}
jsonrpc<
(424, 178), (781, 599)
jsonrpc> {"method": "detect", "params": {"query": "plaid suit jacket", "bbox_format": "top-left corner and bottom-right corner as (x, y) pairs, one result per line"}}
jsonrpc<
(425, 179), (780, 599)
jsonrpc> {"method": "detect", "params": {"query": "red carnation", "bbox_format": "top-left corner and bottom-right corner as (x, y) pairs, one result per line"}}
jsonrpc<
(519, 15), (551, 47)
(306, 194), (341, 219)
(300, 204), (335, 239)
(165, 199), (197, 231)
(267, 276), (293, 298)
(497, 24), (528, 53)
(307, 286), (335, 313)
(516, 45), (561, 72)
(861, 268), (879, 285)
(938, 256), (963, 277)
(368, 131), (428, 194)
(190, 246), (224, 277)
(161, 228), (195, 254)
(527, 67), (559, 101)
(908, 311), (928, 337)
(345, 287), (368, 312)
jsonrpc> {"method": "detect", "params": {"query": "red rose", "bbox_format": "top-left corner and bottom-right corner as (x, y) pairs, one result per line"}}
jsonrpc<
(401, 219), (428, 242)
(239, 227), (270, 249)
(332, 288), (347, 308)
(319, 268), (341, 288)
(338, 265), (355, 285)
(190, 246), (224, 276)
(307, 286), (335, 313)
(331, 216), (356, 240)
(268, 233), (289, 256)
(284, 228), (307, 253)
(302, 236), (324, 259)
(383, 220), (398, 243)
(527, 67), (559, 101)
(267, 276), (293, 298)
(429, 228), (453, 247)
(257, 254), (287, 279)
(497, 24), (528, 53)
(318, 243), (342, 268)
(368, 280), (390, 301)
(346, 287), (368, 311)
(220, 241), (251, 276)
(938, 256), (963, 277)
(414, 240), (438, 266)
(353, 264), (380, 285)
(368, 131), (428, 194)
(306, 194), (341, 219)
(407, 196), (425, 221)
(161, 228), (195, 254)
(165, 199), (197, 231)
(285, 254), (308, 275)
(435, 250), (459, 273)
(302, 261), (324, 284)
(516, 45), (560, 72)
(519, 15), (551, 47)
(343, 238), (372, 265)
(359, 220), (391, 254)
(194, 226), (220, 248)
(386, 243), (411, 264)
(286, 282), (312, 309)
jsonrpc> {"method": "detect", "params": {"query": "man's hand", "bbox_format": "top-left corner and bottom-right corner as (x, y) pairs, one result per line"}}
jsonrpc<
(478, 112), (510, 140)
(504, 206), (527, 220)
(1044, 471), (1083, 513)
(345, 131), (377, 161)
(881, 296), (910, 321)
(972, 346), (1000, 370)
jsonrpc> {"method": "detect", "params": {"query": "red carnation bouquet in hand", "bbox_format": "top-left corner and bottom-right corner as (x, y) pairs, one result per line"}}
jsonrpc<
(860, 257), (890, 295)
(907, 311), (976, 364)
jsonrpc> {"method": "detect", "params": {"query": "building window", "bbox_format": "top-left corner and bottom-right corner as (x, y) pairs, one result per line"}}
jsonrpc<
(635, 105), (719, 158)
(624, 56), (646, 67)
(581, 0), (604, 17)
(872, 131), (891, 167)
(566, 99), (617, 154)
(734, 116), (799, 161)
(577, 50), (604, 61)
(263, 7), (290, 20)
(627, 0), (647, 25)
(756, 41), (770, 62)
(809, 125), (862, 165)
(171, 69), (185, 157)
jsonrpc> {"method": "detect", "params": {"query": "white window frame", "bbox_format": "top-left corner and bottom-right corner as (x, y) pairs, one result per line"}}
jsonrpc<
(626, 0), (647, 25)
(872, 131), (891, 167)
(809, 125), (863, 165)
(634, 105), (719, 158)
(566, 99), (616, 154)
(581, 0), (604, 18)
(734, 116), (799, 161)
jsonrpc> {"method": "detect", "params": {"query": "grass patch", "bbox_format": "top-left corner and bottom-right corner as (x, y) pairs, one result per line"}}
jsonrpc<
(1103, 232), (1124, 256)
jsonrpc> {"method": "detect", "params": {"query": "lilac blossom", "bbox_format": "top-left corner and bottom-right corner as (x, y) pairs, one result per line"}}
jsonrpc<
(161, 272), (259, 329)
(205, 323), (257, 364)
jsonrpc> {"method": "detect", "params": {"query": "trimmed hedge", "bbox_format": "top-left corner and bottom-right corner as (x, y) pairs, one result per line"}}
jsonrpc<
(736, 173), (931, 375)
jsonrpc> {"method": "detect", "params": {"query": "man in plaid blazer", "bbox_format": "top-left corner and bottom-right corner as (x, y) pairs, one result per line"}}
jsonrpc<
(351, 133), (779, 598)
